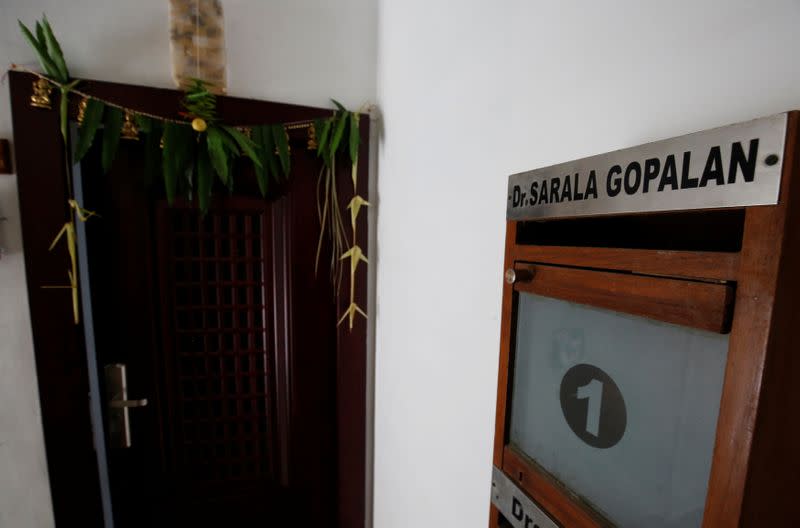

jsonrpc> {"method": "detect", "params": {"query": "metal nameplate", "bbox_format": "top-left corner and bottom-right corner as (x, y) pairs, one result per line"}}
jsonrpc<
(491, 466), (559, 528)
(507, 113), (787, 220)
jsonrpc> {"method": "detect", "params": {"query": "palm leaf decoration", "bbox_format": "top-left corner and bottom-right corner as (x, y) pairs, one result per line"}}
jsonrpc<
(101, 107), (124, 173)
(41, 16), (69, 81)
(223, 126), (262, 170)
(313, 101), (362, 289)
(313, 101), (366, 327)
(74, 99), (105, 162)
(272, 124), (291, 176)
(251, 124), (291, 198)
(174, 80), (267, 213)
(251, 126), (271, 196)
(181, 78), (218, 122)
(19, 15), (368, 330)
(206, 127), (230, 184)
(162, 122), (193, 205)
(142, 119), (162, 186)
(196, 136), (214, 214)
(18, 20), (61, 80)
(19, 16), (76, 142)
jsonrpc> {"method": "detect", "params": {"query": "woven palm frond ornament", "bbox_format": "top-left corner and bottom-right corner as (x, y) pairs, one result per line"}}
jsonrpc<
(169, 0), (227, 93)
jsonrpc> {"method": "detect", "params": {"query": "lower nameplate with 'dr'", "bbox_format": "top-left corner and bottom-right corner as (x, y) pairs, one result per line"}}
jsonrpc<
(491, 466), (558, 528)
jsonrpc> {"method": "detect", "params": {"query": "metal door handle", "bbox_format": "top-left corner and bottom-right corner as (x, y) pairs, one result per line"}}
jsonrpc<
(105, 363), (148, 448)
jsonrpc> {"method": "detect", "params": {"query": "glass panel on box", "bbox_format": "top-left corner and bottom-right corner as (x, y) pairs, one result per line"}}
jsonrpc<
(509, 292), (729, 528)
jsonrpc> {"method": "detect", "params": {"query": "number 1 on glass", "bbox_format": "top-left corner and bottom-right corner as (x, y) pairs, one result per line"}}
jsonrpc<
(576, 378), (603, 437)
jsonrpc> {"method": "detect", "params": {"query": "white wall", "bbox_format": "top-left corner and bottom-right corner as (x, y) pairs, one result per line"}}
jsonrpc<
(0, 1), (376, 526)
(374, 1), (800, 527)
(7, 1), (800, 527)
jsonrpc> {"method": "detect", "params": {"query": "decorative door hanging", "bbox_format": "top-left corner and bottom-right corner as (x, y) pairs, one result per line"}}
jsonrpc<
(14, 14), (369, 329)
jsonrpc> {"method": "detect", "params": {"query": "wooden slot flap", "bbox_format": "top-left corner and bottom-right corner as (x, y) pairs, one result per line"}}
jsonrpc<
(513, 263), (734, 333)
(513, 245), (740, 282)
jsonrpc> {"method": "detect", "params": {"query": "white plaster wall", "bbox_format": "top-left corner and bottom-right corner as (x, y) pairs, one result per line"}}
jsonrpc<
(374, 1), (800, 527)
(0, 180), (51, 528)
(7, 1), (800, 527)
(0, 1), (376, 525)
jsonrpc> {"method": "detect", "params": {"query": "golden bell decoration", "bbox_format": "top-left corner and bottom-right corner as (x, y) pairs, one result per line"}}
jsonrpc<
(191, 118), (207, 132)
(30, 78), (53, 109)
(307, 123), (318, 150)
(121, 110), (140, 141)
(76, 97), (89, 125)
(275, 129), (290, 155)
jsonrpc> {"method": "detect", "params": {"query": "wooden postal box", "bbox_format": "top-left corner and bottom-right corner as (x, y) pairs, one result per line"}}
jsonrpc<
(489, 112), (800, 528)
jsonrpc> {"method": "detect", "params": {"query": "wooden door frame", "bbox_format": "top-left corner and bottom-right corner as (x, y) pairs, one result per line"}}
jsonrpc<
(490, 111), (800, 527)
(9, 70), (370, 527)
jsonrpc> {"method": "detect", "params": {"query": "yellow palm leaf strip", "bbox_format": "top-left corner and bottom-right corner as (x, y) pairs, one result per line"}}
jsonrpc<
(337, 302), (367, 330)
(339, 245), (368, 329)
(347, 195), (369, 233)
(46, 220), (79, 323)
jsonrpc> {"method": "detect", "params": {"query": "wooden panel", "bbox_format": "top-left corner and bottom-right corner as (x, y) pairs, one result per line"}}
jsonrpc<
(282, 141), (339, 527)
(513, 264), (734, 333)
(335, 113), (371, 528)
(8, 70), (104, 526)
(512, 245), (739, 282)
(703, 111), (800, 526)
(740, 111), (800, 526)
(503, 446), (607, 528)
(489, 221), (517, 528)
(84, 141), (168, 527)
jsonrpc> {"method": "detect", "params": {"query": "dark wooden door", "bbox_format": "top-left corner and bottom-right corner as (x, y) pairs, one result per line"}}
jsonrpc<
(11, 71), (368, 527)
(80, 136), (337, 527)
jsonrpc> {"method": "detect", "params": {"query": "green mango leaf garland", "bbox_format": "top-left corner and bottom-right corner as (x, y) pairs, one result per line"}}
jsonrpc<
(73, 98), (105, 162)
(17, 16), (369, 330)
(176, 79), (267, 212)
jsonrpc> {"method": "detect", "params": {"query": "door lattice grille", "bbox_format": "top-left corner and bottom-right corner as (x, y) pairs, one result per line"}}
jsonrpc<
(163, 208), (275, 483)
